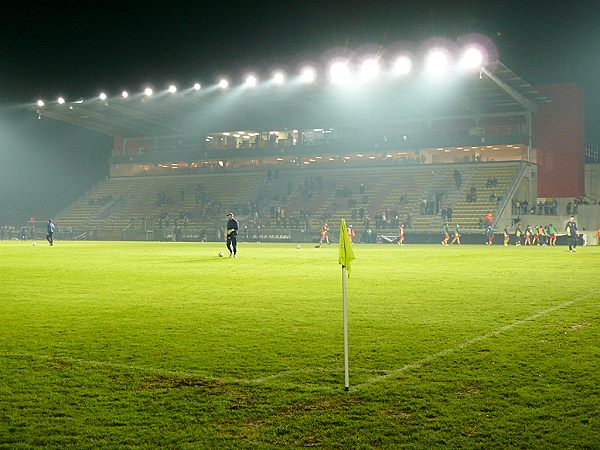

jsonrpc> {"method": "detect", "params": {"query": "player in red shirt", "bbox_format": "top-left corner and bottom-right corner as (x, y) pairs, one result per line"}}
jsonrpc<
(398, 224), (405, 246)
(320, 223), (330, 244)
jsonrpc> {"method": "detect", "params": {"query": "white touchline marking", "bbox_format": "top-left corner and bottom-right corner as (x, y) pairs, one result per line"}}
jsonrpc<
(354, 294), (598, 390)
(2, 291), (597, 392)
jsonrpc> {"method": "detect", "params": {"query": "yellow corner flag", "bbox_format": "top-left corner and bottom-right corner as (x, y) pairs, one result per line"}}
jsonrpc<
(339, 218), (356, 277)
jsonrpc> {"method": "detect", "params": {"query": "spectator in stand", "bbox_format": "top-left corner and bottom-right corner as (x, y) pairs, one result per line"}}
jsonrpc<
(446, 207), (453, 222)
(453, 169), (462, 189)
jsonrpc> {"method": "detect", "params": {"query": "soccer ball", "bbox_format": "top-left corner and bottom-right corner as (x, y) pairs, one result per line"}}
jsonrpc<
(218, 251), (224, 257)
(32, 242), (36, 246)
(296, 244), (301, 249)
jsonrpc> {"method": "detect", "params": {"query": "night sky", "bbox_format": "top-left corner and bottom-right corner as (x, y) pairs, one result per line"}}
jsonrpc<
(0, 1), (599, 222)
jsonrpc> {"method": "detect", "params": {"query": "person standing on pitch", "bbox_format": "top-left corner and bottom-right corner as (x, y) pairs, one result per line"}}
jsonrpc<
(441, 223), (450, 246)
(320, 222), (330, 245)
(565, 215), (578, 253)
(226, 212), (239, 257)
(46, 219), (55, 246)
(451, 224), (461, 245)
(398, 223), (405, 245)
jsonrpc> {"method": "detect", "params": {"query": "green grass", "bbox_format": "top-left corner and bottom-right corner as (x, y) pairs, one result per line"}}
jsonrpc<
(1, 240), (599, 448)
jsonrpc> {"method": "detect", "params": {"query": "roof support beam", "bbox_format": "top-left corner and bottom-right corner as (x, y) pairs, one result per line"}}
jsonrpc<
(480, 65), (537, 113)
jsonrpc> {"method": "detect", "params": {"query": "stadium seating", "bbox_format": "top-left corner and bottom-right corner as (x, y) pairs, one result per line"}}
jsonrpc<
(56, 161), (522, 238)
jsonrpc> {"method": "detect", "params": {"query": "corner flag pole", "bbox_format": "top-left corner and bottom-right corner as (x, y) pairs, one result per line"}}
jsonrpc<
(342, 264), (349, 391)
(338, 218), (355, 391)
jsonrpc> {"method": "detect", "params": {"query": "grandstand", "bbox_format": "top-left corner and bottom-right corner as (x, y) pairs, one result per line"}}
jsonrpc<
(35, 52), (587, 242)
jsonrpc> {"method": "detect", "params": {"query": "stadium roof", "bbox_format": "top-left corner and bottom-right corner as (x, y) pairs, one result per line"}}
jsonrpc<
(36, 61), (550, 139)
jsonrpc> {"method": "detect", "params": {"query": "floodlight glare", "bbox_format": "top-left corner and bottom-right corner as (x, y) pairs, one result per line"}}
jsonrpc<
(168, 85), (177, 94)
(461, 47), (484, 69)
(300, 66), (317, 83)
(144, 87), (153, 96)
(329, 61), (350, 84)
(193, 82), (201, 91)
(245, 75), (257, 88)
(359, 58), (380, 81)
(273, 71), (285, 85)
(393, 55), (413, 76)
(57, 97), (65, 104)
(218, 79), (229, 89)
(121, 91), (129, 98)
(425, 49), (450, 76)
(99, 92), (107, 101)
(37, 99), (45, 107)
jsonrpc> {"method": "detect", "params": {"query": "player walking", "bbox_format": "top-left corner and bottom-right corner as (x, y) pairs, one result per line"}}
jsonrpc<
(451, 224), (461, 245)
(398, 223), (405, 245)
(515, 224), (523, 246)
(226, 212), (239, 257)
(320, 222), (330, 244)
(548, 224), (557, 246)
(524, 225), (532, 246)
(485, 224), (494, 245)
(441, 223), (450, 246)
(46, 219), (55, 246)
(503, 225), (510, 246)
(565, 215), (578, 253)
(538, 225), (547, 246)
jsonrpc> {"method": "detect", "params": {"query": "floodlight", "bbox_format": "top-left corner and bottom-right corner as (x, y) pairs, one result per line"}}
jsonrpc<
(168, 85), (177, 94)
(425, 49), (450, 76)
(329, 61), (350, 84)
(193, 82), (201, 91)
(273, 71), (285, 85)
(144, 87), (153, 96)
(359, 58), (380, 81)
(245, 75), (257, 88)
(37, 99), (45, 107)
(218, 79), (229, 89)
(121, 91), (129, 98)
(461, 47), (484, 70)
(99, 92), (107, 101)
(393, 55), (413, 76)
(57, 97), (65, 104)
(300, 66), (317, 83)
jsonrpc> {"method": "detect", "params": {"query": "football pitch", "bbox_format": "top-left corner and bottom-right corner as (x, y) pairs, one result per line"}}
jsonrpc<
(1, 240), (599, 448)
